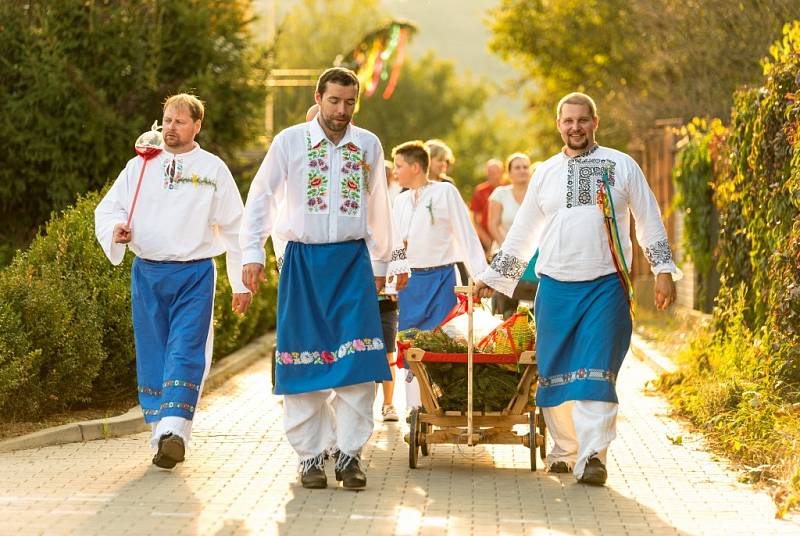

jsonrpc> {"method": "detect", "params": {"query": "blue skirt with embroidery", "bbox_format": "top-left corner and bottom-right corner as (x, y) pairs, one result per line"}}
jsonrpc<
(275, 240), (391, 395)
(534, 273), (632, 407)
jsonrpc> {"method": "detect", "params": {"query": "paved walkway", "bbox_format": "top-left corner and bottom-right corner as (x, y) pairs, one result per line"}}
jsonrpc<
(1, 353), (798, 535)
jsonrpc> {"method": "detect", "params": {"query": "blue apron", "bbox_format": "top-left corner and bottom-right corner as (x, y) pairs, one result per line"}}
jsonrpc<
(275, 239), (391, 395)
(534, 273), (632, 407)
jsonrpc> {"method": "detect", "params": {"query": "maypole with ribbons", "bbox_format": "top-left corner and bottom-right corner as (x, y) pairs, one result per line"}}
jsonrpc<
(335, 20), (417, 110)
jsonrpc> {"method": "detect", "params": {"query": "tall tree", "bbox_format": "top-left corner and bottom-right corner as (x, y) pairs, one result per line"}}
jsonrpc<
(0, 0), (267, 258)
(489, 0), (797, 151)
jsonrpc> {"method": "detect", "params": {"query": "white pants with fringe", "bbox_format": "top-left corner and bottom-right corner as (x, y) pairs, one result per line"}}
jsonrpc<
(283, 382), (375, 472)
(543, 400), (618, 479)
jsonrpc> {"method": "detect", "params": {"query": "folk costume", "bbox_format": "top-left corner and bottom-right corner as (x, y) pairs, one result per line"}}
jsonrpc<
(393, 181), (489, 332)
(240, 118), (407, 474)
(392, 180), (488, 407)
(95, 144), (248, 454)
(478, 144), (681, 479)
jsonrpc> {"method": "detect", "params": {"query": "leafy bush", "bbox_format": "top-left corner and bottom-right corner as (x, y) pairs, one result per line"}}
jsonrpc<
(672, 117), (726, 311)
(659, 21), (800, 515)
(0, 192), (277, 420)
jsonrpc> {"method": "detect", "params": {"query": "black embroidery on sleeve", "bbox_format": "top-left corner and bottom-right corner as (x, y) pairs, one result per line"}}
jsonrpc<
(490, 250), (528, 280)
(644, 239), (674, 266)
(390, 248), (407, 262)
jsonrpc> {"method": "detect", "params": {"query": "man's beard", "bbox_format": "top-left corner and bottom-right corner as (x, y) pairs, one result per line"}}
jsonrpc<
(566, 132), (591, 151)
(322, 113), (350, 132)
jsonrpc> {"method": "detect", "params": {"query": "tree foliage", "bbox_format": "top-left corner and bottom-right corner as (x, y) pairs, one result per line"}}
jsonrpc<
(659, 22), (800, 514)
(0, 0), (267, 256)
(489, 0), (797, 151)
(671, 117), (726, 311)
(270, 0), (536, 193)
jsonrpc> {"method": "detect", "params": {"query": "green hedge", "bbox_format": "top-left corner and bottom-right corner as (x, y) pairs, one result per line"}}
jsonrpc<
(0, 191), (277, 420)
(661, 21), (800, 516)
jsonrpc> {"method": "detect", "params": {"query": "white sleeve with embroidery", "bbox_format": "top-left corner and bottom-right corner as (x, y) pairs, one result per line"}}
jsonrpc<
(626, 157), (683, 280)
(364, 140), (401, 277)
(240, 135), (288, 267)
(211, 162), (249, 294)
(446, 184), (489, 278)
(94, 165), (131, 266)
(477, 167), (546, 296)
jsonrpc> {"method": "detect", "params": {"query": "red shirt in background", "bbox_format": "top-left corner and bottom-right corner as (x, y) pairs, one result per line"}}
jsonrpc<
(470, 181), (499, 232)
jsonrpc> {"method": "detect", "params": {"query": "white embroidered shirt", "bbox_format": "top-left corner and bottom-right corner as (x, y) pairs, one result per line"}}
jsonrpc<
(393, 181), (488, 277)
(478, 145), (682, 297)
(94, 144), (249, 294)
(240, 119), (407, 276)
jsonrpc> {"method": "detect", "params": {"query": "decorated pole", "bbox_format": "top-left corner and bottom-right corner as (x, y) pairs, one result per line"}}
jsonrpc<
(127, 121), (164, 227)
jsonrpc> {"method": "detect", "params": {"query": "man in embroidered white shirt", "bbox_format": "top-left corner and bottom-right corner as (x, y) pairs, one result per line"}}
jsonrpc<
(240, 67), (409, 490)
(476, 92), (680, 486)
(95, 93), (251, 470)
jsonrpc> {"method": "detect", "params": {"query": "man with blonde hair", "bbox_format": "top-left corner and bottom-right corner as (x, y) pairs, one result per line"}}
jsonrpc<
(95, 93), (251, 469)
(477, 91), (680, 485)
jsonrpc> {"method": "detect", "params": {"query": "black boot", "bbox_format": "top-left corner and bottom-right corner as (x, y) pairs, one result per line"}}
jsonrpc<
(334, 452), (366, 490)
(579, 456), (607, 486)
(299, 455), (327, 489)
(152, 433), (185, 469)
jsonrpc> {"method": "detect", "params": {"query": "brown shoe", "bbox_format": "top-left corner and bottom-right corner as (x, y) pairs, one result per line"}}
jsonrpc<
(152, 433), (185, 469)
(548, 461), (571, 473)
(335, 453), (366, 490)
(300, 465), (327, 489)
(579, 457), (607, 486)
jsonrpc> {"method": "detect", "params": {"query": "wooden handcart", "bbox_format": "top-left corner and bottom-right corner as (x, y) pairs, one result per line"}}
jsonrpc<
(403, 282), (547, 470)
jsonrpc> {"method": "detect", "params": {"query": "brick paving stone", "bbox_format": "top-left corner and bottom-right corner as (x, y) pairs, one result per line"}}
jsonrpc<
(0, 352), (799, 535)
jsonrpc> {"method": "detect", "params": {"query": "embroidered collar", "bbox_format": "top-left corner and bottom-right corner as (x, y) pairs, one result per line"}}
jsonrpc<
(307, 117), (358, 150)
(562, 143), (599, 159)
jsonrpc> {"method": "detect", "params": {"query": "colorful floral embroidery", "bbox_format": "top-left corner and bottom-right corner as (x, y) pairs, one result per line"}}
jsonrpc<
(163, 379), (201, 392)
(538, 368), (617, 388)
(138, 386), (162, 396)
(278, 337), (385, 366)
(306, 133), (330, 214)
(339, 142), (364, 216)
(162, 159), (216, 190)
(143, 401), (196, 417)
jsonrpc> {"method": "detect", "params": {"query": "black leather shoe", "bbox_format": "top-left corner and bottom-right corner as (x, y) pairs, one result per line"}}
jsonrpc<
(335, 455), (367, 490)
(548, 461), (571, 474)
(152, 433), (185, 469)
(579, 457), (607, 486)
(300, 465), (327, 489)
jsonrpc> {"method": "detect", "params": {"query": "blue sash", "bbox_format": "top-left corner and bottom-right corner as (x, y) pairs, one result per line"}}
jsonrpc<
(275, 240), (391, 395)
(534, 273), (632, 406)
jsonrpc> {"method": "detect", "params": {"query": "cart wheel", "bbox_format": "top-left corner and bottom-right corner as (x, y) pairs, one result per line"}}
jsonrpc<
(409, 408), (420, 469)
(536, 406), (547, 461)
(420, 421), (429, 456)
(528, 410), (537, 471)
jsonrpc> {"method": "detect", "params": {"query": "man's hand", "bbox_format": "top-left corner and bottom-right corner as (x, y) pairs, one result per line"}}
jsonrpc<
(232, 292), (252, 314)
(474, 279), (494, 299)
(654, 272), (676, 311)
(243, 263), (266, 294)
(394, 272), (409, 291)
(375, 276), (386, 293)
(113, 223), (132, 244)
